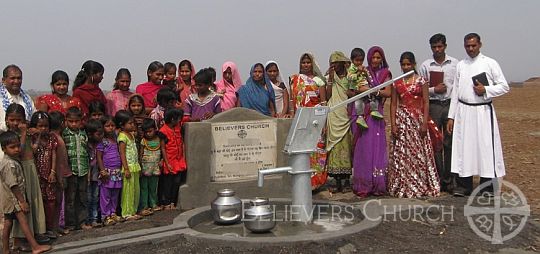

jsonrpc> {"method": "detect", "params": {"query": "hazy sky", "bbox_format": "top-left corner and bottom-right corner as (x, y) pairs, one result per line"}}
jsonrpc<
(1, 0), (538, 91)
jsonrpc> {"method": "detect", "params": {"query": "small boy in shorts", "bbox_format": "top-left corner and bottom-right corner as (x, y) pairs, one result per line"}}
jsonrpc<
(0, 131), (51, 254)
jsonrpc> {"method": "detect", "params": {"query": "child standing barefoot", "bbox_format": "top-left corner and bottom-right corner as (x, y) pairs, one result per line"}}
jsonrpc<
(0, 131), (51, 254)
(139, 118), (167, 215)
(84, 120), (104, 228)
(48, 111), (71, 235)
(62, 107), (90, 231)
(30, 112), (59, 238)
(6, 104), (48, 248)
(159, 108), (186, 209)
(115, 110), (142, 220)
(97, 116), (123, 226)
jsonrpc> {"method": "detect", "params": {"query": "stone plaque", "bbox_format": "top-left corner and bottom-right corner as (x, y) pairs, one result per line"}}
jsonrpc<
(210, 120), (277, 181)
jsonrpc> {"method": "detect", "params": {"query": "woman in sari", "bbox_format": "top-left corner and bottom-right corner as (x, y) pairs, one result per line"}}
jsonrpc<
(36, 70), (82, 114)
(72, 60), (107, 115)
(237, 63), (275, 116)
(215, 61), (242, 111)
(326, 51), (354, 193)
(351, 46), (392, 197)
(265, 61), (290, 118)
(289, 53), (327, 190)
(388, 52), (440, 198)
(178, 59), (196, 107)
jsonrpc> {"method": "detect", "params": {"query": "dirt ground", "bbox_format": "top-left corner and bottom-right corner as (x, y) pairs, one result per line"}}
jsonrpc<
(1, 82), (539, 253)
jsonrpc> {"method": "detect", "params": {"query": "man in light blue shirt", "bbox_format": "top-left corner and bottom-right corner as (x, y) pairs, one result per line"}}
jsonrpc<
(419, 33), (458, 194)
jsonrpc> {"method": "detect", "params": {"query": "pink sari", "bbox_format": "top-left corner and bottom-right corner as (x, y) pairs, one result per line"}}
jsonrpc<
(105, 90), (133, 116)
(215, 61), (242, 111)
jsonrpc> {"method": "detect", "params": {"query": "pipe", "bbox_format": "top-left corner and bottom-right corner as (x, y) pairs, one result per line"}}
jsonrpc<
(258, 167), (292, 187)
(329, 70), (414, 112)
(290, 153), (312, 223)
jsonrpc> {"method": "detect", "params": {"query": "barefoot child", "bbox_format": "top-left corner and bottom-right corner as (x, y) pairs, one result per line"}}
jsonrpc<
(115, 110), (142, 221)
(47, 111), (71, 235)
(139, 118), (167, 215)
(6, 104), (48, 248)
(30, 112), (59, 238)
(62, 107), (90, 230)
(159, 108), (186, 209)
(97, 116), (123, 226)
(1, 131), (51, 254)
(84, 120), (104, 228)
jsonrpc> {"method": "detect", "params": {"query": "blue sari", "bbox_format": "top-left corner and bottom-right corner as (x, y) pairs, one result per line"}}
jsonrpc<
(237, 64), (276, 116)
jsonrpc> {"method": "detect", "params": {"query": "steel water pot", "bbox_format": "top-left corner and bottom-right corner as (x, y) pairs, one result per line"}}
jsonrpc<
(211, 189), (242, 224)
(244, 197), (276, 233)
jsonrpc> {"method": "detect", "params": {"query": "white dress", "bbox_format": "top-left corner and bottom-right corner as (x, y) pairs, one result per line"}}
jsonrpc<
(448, 53), (509, 178)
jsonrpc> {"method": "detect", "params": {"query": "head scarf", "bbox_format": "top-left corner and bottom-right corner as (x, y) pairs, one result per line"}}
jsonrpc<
(366, 46), (391, 86)
(178, 59), (196, 104)
(329, 51), (350, 64)
(237, 63), (276, 116)
(264, 60), (288, 91)
(215, 61), (242, 111)
(299, 53), (326, 82)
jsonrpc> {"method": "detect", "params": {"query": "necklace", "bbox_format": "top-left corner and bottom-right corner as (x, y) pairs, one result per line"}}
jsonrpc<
(402, 74), (416, 85)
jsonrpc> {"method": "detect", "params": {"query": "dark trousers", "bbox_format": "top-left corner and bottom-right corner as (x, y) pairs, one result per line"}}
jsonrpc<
(65, 175), (88, 228)
(429, 100), (455, 191)
(455, 176), (495, 195)
(160, 173), (183, 205)
(87, 181), (99, 223)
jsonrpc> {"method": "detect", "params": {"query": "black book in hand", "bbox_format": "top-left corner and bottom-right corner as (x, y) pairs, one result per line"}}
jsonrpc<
(472, 72), (489, 86)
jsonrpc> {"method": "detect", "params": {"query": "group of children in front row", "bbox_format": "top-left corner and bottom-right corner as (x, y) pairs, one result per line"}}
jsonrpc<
(0, 68), (223, 254)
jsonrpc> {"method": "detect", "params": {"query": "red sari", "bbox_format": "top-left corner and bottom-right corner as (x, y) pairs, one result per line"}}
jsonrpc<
(136, 82), (162, 109)
(387, 76), (440, 198)
(35, 94), (83, 114)
(72, 84), (107, 115)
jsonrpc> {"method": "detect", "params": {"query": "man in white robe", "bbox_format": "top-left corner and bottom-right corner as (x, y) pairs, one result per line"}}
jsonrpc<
(447, 33), (509, 196)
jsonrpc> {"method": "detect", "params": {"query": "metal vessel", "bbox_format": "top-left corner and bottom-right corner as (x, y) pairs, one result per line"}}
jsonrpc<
(244, 197), (276, 233)
(211, 189), (242, 224)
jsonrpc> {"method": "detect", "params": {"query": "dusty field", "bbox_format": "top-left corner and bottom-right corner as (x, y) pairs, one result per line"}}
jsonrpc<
(1, 82), (539, 253)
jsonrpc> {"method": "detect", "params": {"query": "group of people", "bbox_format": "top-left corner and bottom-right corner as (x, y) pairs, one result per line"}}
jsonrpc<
(0, 32), (509, 253)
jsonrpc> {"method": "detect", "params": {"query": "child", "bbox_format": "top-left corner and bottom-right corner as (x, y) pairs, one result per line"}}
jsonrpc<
(88, 100), (106, 121)
(139, 118), (167, 215)
(149, 87), (177, 128)
(30, 111), (59, 238)
(183, 68), (222, 122)
(0, 131), (51, 254)
(84, 119), (104, 228)
(135, 61), (164, 112)
(162, 62), (178, 92)
(347, 48), (375, 129)
(62, 107), (90, 230)
(159, 108), (186, 209)
(127, 94), (146, 141)
(97, 115), (123, 226)
(106, 68), (133, 117)
(115, 110), (142, 220)
(48, 111), (71, 235)
(6, 104), (49, 247)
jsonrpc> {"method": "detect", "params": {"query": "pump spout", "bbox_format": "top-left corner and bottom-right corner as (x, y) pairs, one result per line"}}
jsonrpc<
(257, 167), (292, 187)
